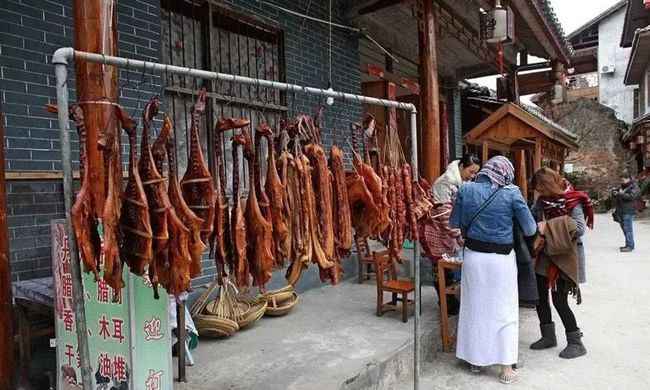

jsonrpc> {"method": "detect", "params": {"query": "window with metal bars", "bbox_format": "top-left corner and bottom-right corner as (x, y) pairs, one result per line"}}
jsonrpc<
(161, 0), (286, 193)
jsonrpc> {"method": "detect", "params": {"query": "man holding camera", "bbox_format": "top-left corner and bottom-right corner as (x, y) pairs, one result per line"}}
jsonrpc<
(612, 174), (640, 252)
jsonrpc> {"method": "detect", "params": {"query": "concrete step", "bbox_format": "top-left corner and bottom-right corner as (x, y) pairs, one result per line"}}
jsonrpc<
(176, 279), (444, 390)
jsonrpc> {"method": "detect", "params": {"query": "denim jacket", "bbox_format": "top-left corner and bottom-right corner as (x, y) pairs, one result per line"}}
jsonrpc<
(450, 177), (537, 245)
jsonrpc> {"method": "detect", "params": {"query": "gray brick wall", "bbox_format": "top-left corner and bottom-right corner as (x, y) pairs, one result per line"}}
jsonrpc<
(0, 0), (162, 281)
(1, 0), (362, 284)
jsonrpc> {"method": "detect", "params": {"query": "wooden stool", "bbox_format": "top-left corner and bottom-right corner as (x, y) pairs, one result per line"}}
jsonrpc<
(354, 234), (386, 283)
(374, 251), (415, 323)
(437, 259), (462, 352)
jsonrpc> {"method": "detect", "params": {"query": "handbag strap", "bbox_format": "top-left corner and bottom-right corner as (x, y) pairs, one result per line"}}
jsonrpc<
(463, 187), (503, 238)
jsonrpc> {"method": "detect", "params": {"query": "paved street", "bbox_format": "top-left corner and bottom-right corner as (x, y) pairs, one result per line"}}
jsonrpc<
(396, 215), (650, 389)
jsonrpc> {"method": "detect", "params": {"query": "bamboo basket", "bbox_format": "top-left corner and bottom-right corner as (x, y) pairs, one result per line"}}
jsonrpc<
(237, 300), (268, 329)
(194, 314), (239, 338)
(265, 292), (299, 317)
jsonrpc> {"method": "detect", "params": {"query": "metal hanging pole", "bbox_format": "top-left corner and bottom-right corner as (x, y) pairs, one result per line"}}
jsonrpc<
(409, 110), (420, 390)
(52, 47), (422, 388)
(52, 54), (94, 387)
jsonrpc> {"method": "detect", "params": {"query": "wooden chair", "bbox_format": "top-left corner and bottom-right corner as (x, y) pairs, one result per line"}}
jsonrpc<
(354, 234), (386, 283)
(437, 259), (462, 352)
(373, 251), (416, 323)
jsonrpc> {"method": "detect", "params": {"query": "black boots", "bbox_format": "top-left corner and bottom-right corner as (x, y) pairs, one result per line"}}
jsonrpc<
(530, 322), (557, 350)
(559, 329), (587, 359)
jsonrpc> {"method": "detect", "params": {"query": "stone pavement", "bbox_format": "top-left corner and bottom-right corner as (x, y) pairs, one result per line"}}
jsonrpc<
(395, 215), (650, 389)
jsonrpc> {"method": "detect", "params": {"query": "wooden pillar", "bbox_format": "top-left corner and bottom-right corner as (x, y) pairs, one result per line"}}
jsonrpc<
(482, 140), (489, 165)
(514, 148), (528, 202)
(0, 99), (15, 390)
(440, 100), (449, 169)
(534, 137), (543, 172)
(73, 0), (120, 216)
(418, 0), (441, 183)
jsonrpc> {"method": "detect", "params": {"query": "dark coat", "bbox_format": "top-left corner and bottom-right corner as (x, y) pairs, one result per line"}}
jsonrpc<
(615, 180), (640, 215)
(514, 221), (539, 305)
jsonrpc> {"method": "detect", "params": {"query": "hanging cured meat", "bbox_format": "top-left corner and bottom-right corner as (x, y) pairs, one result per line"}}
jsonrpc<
(329, 145), (352, 258)
(101, 105), (127, 298)
(231, 133), (249, 288)
(277, 134), (294, 263)
(181, 88), (215, 244)
(253, 128), (273, 227)
(242, 131), (275, 290)
(258, 124), (288, 268)
(209, 117), (249, 282)
(117, 106), (153, 276)
(286, 149), (310, 286)
(138, 99), (171, 299)
(49, 104), (102, 280)
(166, 115), (206, 283)
(304, 143), (335, 262)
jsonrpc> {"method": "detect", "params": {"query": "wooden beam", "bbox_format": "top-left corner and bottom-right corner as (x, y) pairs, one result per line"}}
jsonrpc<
(419, 0), (441, 182)
(360, 62), (421, 94)
(515, 148), (528, 202)
(482, 139), (489, 165)
(534, 136), (543, 172)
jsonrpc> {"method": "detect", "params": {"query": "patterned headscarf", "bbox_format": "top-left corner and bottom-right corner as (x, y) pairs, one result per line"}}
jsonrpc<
(476, 156), (515, 188)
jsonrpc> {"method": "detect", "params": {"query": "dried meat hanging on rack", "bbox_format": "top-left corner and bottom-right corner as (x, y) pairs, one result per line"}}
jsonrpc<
(242, 130), (275, 291)
(277, 129), (294, 263)
(284, 133), (309, 286)
(258, 124), (289, 269)
(138, 98), (171, 299)
(166, 116), (206, 289)
(47, 104), (102, 280)
(209, 117), (249, 283)
(231, 132), (249, 288)
(118, 106), (153, 276)
(102, 105), (127, 298)
(180, 88), (215, 244)
(329, 145), (352, 258)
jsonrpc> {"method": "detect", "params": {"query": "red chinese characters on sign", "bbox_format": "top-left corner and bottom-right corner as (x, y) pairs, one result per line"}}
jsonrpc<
(113, 355), (127, 382)
(99, 353), (112, 378)
(63, 308), (74, 332)
(99, 315), (111, 341)
(111, 287), (122, 305)
(96, 353), (130, 384)
(64, 344), (75, 366)
(61, 274), (73, 298)
(145, 369), (164, 390)
(112, 318), (125, 343)
(144, 317), (163, 341)
(97, 279), (109, 303)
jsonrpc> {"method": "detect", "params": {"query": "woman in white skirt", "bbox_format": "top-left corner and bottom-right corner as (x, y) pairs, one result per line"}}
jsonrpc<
(450, 156), (538, 384)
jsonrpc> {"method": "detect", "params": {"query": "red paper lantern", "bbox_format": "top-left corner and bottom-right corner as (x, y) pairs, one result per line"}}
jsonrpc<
(637, 135), (646, 144)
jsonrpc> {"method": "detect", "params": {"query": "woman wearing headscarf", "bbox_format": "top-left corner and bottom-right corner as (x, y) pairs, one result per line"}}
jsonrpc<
(529, 167), (593, 359)
(450, 156), (538, 384)
(421, 154), (481, 315)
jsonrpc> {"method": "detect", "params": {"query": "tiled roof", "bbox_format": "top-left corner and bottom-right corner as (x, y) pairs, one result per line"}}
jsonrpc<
(535, 0), (574, 56)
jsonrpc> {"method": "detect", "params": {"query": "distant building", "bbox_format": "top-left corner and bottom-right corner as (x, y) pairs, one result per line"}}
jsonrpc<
(621, 0), (650, 173)
(567, 0), (636, 124)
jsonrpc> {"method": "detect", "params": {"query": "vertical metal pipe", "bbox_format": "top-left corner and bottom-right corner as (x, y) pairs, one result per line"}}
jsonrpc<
(0, 94), (15, 390)
(177, 299), (186, 382)
(54, 61), (93, 387)
(409, 109), (420, 390)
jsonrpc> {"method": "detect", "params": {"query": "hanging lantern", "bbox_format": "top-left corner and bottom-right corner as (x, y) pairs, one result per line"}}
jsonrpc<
(629, 141), (637, 150)
(645, 0), (650, 10)
(480, 0), (515, 44)
(636, 135), (645, 144)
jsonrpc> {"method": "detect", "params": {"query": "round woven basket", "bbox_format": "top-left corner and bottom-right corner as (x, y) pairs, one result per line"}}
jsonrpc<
(261, 291), (294, 306)
(237, 300), (268, 329)
(194, 314), (239, 338)
(204, 299), (250, 319)
(264, 292), (299, 317)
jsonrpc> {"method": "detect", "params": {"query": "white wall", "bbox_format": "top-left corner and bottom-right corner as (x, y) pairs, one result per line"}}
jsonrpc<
(598, 7), (636, 124)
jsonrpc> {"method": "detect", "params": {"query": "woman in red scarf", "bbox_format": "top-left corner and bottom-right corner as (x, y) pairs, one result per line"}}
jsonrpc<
(529, 168), (592, 359)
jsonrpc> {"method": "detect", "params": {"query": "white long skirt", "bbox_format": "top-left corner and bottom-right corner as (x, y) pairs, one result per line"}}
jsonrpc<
(456, 248), (518, 366)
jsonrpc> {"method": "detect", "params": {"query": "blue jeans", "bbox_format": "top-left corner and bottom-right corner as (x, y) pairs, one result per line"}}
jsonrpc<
(618, 214), (635, 249)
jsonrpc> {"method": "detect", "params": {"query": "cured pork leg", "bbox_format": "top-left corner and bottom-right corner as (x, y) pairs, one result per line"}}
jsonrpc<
(48, 104), (102, 280)
(258, 124), (288, 268)
(181, 88), (215, 244)
(304, 143), (335, 261)
(117, 106), (153, 276)
(330, 145), (352, 258)
(209, 117), (249, 282)
(138, 99), (171, 299)
(242, 132), (274, 291)
(231, 133), (249, 288)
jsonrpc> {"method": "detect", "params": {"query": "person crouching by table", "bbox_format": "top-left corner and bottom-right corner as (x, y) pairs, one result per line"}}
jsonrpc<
(450, 156), (538, 384)
(421, 154), (481, 315)
(529, 167), (593, 359)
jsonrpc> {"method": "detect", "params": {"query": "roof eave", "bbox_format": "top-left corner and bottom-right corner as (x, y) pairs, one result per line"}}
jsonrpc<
(624, 28), (650, 86)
